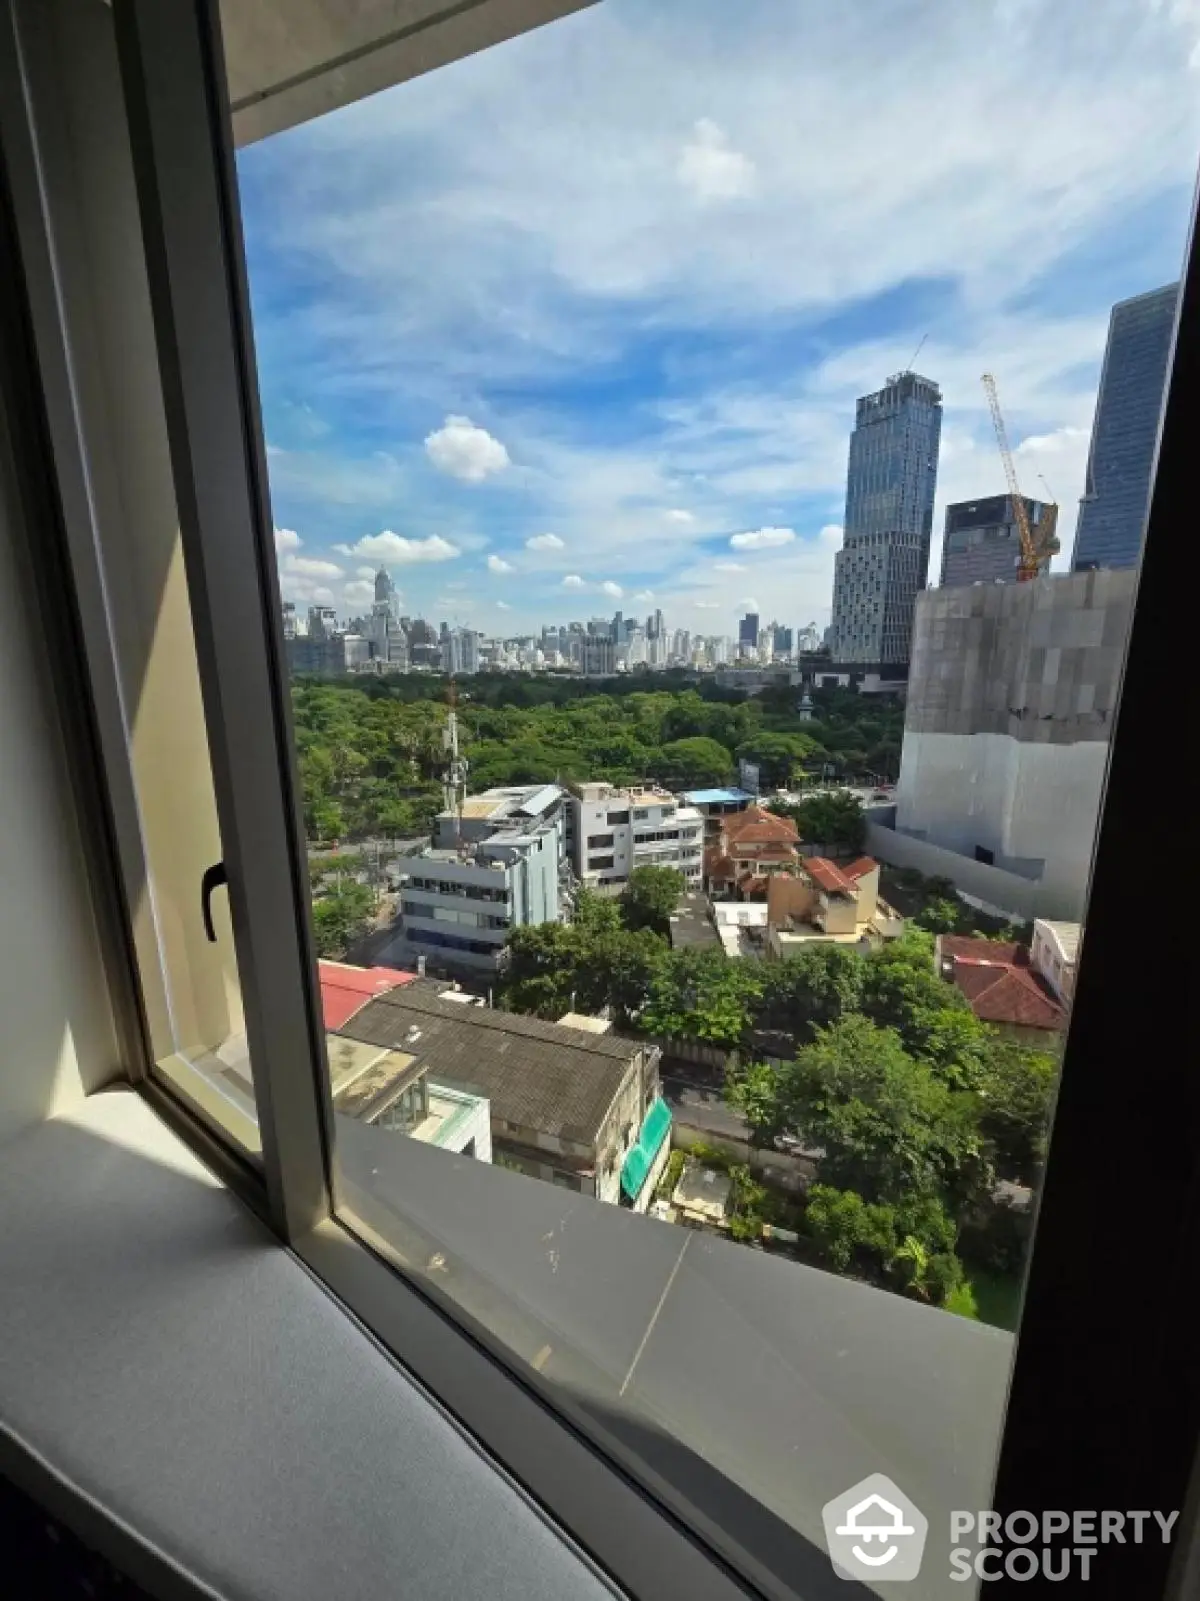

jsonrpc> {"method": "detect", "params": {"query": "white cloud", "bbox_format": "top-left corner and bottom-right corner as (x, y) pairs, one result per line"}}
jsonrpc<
(677, 119), (756, 203)
(694, 600), (720, 610)
(281, 554), (344, 579)
(600, 580), (624, 598)
(562, 574), (586, 588)
(632, 589), (654, 601)
(356, 564), (379, 579)
(339, 530), (460, 563)
(730, 525), (796, 550)
(274, 527), (302, 553)
(525, 532), (565, 549)
(487, 553), (514, 573)
(496, 600), (512, 610)
(713, 560), (745, 572)
(343, 580), (376, 605)
(740, 596), (761, 611)
(424, 414), (510, 481)
(665, 508), (695, 525)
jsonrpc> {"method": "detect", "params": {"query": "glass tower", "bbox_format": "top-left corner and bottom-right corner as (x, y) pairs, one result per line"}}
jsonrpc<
(831, 371), (942, 664)
(1072, 283), (1178, 572)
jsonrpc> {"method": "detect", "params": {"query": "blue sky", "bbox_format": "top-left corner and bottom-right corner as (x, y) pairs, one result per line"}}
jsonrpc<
(237, 0), (1200, 635)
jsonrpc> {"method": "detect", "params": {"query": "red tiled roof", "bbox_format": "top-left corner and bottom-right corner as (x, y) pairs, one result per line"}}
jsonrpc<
(736, 845), (798, 864)
(939, 939), (1065, 1032)
(318, 959), (416, 1031)
(737, 874), (770, 896)
(842, 856), (878, 882)
(954, 963), (1065, 1031)
(804, 856), (856, 895)
(705, 851), (735, 880)
(939, 935), (1023, 966)
(723, 806), (799, 846)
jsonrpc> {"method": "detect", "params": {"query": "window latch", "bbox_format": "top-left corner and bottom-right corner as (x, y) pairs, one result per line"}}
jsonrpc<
(201, 861), (229, 942)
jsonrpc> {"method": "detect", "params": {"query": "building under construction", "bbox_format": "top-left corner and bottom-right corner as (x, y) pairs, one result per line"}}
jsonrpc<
(894, 568), (1136, 920)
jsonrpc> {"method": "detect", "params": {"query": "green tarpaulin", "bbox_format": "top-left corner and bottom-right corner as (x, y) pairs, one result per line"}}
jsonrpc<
(620, 1096), (673, 1200)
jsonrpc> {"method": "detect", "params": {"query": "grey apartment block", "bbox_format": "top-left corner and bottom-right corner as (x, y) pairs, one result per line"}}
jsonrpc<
(831, 371), (942, 665)
(940, 494), (1047, 588)
(904, 569), (1137, 744)
(1073, 283), (1178, 572)
(401, 785), (569, 973)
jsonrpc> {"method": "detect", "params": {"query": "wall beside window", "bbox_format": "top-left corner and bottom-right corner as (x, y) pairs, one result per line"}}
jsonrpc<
(0, 423), (117, 1142)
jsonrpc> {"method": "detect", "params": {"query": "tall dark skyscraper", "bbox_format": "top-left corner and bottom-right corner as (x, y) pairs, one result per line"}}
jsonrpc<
(830, 371), (942, 664)
(738, 612), (760, 650)
(1073, 283), (1178, 572)
(941, 494), (1046, 588)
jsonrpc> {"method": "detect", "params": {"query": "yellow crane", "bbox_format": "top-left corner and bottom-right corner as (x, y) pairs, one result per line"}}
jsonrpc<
(981, 373), (1060, 580)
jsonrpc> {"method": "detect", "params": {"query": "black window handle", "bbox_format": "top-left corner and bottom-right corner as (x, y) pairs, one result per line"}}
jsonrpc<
(201, 861), (229, 942)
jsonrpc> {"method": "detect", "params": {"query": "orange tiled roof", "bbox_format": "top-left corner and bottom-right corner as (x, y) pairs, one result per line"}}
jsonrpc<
(842, 856), (878, 882)
(722, 805), (799, 846)
(803, 856), (856, 896)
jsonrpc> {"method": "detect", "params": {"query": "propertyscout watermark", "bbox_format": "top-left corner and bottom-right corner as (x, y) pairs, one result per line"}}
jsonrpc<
(821, 1474), (1179, 1584)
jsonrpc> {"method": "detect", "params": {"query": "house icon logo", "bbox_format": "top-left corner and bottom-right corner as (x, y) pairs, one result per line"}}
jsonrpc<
(822, 1473), (928, 1582)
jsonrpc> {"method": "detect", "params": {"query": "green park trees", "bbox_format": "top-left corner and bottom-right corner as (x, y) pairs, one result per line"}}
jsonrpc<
(290, 675), (902, 845)
(621, 866), (686, 936)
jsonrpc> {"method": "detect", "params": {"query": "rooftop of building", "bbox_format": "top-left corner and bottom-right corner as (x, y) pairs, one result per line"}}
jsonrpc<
(667, 892), (722, 952)
(680, 787), (757, 805)
(937, 936), (1066, 1032)
(802, 857), (858, 896)
(1035, 919), (1081, 963)
(720, 805), (800, 846)
(338, 985), (644, 1145)
(318, 959), (417, 1032)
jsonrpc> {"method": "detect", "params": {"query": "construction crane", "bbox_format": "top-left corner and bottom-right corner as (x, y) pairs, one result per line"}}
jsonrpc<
(981, 373), (1061, 581)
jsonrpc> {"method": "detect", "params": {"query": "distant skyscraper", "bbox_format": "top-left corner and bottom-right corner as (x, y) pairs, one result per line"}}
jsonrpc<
(374, 564), (400, 621)
(1073, 283), (1178, 572)
(830, 371), (942, 664)
(941, 495), (1046, 588)
(738, 612), (759, 650)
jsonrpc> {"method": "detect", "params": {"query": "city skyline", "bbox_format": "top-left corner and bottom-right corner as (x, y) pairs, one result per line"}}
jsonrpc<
(240, 0), (1198, 636)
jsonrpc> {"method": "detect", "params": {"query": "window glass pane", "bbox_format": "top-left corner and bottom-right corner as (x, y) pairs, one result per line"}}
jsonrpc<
(229, 0), (1190, 1589)
(30, 23), (264, 1161)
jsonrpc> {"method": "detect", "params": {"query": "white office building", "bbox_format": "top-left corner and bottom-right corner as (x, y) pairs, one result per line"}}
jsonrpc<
(567, 784), (703, 895)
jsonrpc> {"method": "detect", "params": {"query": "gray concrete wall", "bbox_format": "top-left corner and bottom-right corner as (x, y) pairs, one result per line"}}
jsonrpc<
(905, 569), (1136, 743)
(865, 822), (1074, 922)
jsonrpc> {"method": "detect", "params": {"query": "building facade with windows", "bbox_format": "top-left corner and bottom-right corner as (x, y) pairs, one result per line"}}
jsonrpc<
(1073, 283), (1178, 571)
(830, 370), (942, 664)
(941, 494), (1047, 588)
(567, 783), (703, 894)
(400, 785), (569, 973)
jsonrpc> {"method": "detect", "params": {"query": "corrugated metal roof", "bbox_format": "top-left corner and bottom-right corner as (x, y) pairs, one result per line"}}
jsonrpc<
(513, 783), (563, 817)
(340, 987), (641, 1145)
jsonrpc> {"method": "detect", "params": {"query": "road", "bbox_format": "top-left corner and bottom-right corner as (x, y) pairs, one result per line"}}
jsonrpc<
(660, 1073), (748, 1143)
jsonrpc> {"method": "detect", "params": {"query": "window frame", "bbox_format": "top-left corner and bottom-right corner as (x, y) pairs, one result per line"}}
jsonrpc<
(5, 0), (1200, 1596)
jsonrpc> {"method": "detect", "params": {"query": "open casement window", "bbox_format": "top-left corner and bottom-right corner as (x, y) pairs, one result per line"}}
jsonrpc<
(4, 1), (1200, 1599)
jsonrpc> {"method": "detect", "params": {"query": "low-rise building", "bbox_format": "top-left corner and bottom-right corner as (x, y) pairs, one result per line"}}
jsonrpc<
(334, 983), (669, 1209)
(671, 1159), (733, 1229)
(1030, 919), (1080, 1006)
(765, 855), (904, 957)
(712, 901), (769, 959)
(705, 804), (800, 899)
(400, 784), (569, 975)
(934, 935), (1066, 1042)
(680, 787), (756, 841)
(567, 783), (703, 894)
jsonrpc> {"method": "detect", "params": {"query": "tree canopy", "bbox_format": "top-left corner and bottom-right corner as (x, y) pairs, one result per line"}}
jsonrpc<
(290, 674), (903, 843)
(621, 866), (686, 937)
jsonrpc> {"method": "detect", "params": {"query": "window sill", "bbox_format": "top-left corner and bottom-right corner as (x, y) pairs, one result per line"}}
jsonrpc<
(0, 1089), (619, 1601)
